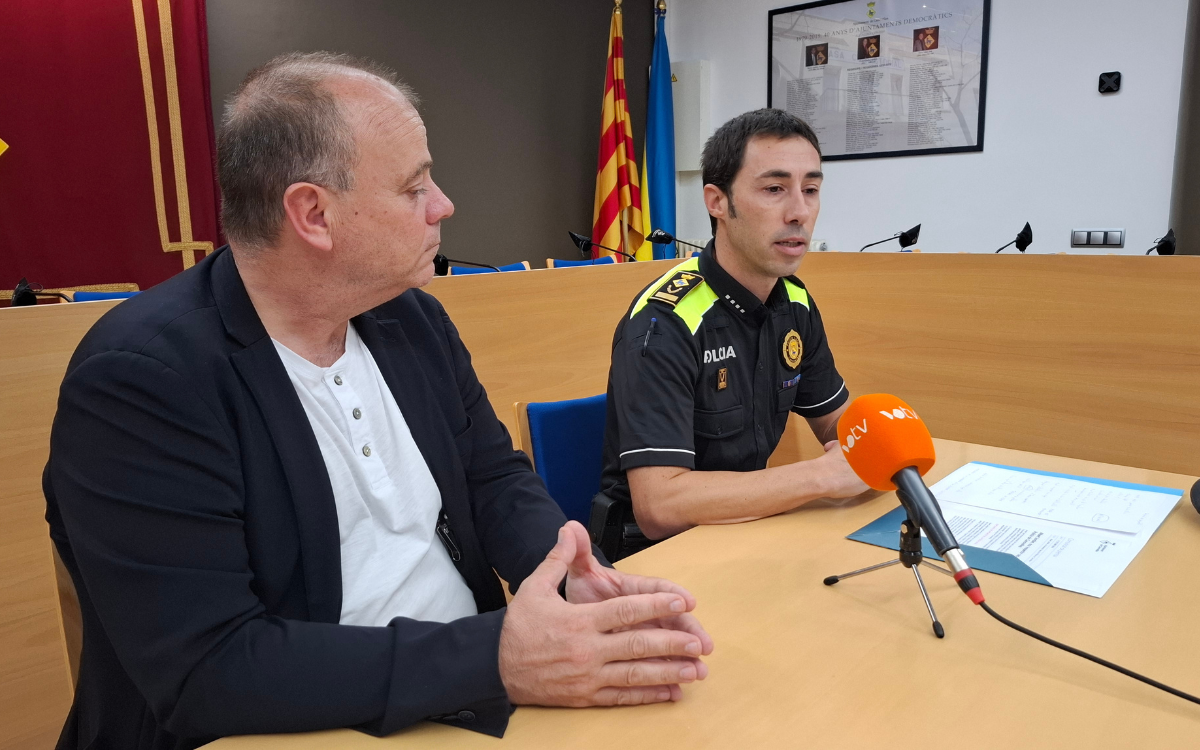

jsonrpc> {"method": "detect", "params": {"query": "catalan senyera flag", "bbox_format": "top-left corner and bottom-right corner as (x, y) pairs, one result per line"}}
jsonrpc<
(591, 1), (643, 261)
(636, 1), (677, 261)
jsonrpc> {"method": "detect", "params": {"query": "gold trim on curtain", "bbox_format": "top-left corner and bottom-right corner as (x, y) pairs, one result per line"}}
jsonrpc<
(131, 0), (213, 270)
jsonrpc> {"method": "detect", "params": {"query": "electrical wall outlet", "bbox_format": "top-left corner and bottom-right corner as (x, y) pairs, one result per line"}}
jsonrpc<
(1071, 229), (1124, 248)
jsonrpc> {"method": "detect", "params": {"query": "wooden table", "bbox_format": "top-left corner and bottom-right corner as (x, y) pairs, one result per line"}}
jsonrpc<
(211, 439), (1200, 749)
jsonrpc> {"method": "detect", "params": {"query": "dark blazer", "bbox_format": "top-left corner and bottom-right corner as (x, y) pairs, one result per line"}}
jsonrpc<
(43, 247), (569, 749)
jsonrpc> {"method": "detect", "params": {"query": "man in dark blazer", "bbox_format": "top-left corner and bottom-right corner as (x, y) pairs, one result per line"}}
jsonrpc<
(43, 52), (712, 750)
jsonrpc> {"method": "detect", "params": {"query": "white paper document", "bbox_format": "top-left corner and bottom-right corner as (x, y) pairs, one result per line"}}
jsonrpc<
(927, 463), (1181, 597)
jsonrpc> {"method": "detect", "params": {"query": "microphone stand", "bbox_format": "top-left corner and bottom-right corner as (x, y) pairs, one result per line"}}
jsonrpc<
(859, 233), (901, 252)
(434, 254), (500, 276)
(823, 502), (954, 639)
(645, 229), (707, 258)
(567, 231), (638, 262)
(587, 241), (638, 262)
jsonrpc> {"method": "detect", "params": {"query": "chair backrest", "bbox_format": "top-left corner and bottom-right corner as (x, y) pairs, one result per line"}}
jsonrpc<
(514, 394), (607, 525)
(0, 302), (119, 746)
(71, 291), (139, 302)
(449, 262), (529, 275)
(546, 256), (617, 269)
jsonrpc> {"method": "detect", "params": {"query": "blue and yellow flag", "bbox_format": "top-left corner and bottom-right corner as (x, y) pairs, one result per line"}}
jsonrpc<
(636, 1), (676, 261)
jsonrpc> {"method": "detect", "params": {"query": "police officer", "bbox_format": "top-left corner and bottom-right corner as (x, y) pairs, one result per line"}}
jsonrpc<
(595, 109), (868, 557)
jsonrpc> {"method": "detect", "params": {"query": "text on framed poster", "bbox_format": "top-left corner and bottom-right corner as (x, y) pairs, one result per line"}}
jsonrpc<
(768, 0), (991, 160)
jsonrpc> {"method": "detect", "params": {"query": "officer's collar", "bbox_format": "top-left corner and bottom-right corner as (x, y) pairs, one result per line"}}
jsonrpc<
(698, 240), (789, 319)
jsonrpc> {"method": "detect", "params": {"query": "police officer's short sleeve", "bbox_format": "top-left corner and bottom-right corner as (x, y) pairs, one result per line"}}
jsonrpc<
(610, 306), (699, 471)
(792, 295), (848, 418)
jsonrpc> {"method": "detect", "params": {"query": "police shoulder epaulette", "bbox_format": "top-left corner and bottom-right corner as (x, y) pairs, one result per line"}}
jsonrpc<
(647, 270), (705, 309)
(782, 275), (810, 308)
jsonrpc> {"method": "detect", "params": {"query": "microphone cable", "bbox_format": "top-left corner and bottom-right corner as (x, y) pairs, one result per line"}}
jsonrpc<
(978, 601), (1200, 706)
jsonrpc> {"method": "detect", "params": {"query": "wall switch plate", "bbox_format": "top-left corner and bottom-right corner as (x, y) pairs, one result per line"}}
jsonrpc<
(1071, 228), (1124, 248)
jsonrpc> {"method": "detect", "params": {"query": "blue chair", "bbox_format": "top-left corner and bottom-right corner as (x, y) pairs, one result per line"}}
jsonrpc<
(546, 256), (617, 269)
(515, 394), (607, 526)
(448, 261), (530, 275)
(72, 291), (139, 302)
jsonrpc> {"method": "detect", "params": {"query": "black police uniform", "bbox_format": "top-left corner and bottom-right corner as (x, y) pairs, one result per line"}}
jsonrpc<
(593, 240), (848, 557)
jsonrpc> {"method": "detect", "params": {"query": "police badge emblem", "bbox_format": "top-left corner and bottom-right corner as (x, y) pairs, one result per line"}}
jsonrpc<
(782, 330), (802, 369)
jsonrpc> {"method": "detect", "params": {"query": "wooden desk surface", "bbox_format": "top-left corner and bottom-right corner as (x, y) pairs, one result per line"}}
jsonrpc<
(210, 439), (1200, 749)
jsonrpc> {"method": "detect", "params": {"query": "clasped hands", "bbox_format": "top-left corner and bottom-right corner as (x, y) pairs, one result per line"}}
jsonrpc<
(499, 521), (714, 706)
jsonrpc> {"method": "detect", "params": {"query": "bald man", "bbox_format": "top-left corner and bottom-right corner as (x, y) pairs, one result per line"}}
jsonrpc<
(44, 52), (711, 750)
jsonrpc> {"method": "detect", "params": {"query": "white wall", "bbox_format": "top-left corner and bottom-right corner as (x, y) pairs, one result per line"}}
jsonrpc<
(668, 0), (1189, 254)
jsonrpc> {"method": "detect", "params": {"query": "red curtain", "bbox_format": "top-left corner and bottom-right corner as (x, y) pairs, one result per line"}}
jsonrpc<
(0, 0), (221, 291)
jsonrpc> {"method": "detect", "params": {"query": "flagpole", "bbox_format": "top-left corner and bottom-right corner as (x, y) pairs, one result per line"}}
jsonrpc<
(620, 207), (631, 260)
(615, 0), (628, 261)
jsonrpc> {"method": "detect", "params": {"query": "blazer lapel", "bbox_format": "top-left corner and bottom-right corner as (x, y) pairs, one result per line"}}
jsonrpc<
(231, 342), (343, 623)
(212, 249), (343, 623)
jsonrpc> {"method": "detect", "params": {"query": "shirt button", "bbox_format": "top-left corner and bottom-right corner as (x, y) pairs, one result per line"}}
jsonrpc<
(362, 444), (372, 457)
(457, 710), (476, 722)
(352, 408), (362, 419)
(333, 374), (343, 385)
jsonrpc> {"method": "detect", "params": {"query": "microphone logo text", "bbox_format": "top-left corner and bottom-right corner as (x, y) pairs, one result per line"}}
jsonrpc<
(841, 420), (869, 452)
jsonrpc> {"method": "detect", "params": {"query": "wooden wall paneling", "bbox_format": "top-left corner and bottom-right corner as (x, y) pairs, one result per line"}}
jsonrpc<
(426, 261), (675, 439)
(0, 301), (117, 749)
(795, 253), (1200, 477)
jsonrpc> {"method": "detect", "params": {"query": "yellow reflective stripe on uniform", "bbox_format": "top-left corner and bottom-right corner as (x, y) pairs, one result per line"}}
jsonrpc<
(672, 283), (718, 334)
(783, 278), (810, 308)
(630, 256), (702, 318)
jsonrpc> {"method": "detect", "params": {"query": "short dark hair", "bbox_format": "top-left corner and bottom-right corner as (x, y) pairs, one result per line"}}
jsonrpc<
(217, 51), (417, 251)
(700, 108), (821, 234)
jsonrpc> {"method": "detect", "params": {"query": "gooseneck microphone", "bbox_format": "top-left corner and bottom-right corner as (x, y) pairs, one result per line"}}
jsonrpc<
(646, 228), (708, 253)
(433, 255), (500, 276)
(994, 221), (1033, 253)
(1147, 228), (1176, 255)
(837, 394), (983, 604)
(859, 224), (921, 252)
(567, 231), (638, 262)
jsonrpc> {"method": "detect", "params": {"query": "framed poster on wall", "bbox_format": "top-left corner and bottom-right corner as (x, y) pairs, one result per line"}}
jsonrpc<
(768, 0), (990, 160)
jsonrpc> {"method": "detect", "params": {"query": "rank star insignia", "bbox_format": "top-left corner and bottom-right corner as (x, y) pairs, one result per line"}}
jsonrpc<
(782, 330), (802, 369)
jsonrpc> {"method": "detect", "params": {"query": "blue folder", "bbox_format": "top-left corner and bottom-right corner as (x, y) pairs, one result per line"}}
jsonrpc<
(848, 505), (1052, 586)
(846, 462), (1183, 590)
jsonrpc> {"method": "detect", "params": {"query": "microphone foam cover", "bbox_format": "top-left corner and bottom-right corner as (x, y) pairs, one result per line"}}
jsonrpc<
(837, 394), (936, 491)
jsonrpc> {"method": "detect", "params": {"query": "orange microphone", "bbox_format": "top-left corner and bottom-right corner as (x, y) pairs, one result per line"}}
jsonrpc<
(838, 394), (985, 605)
